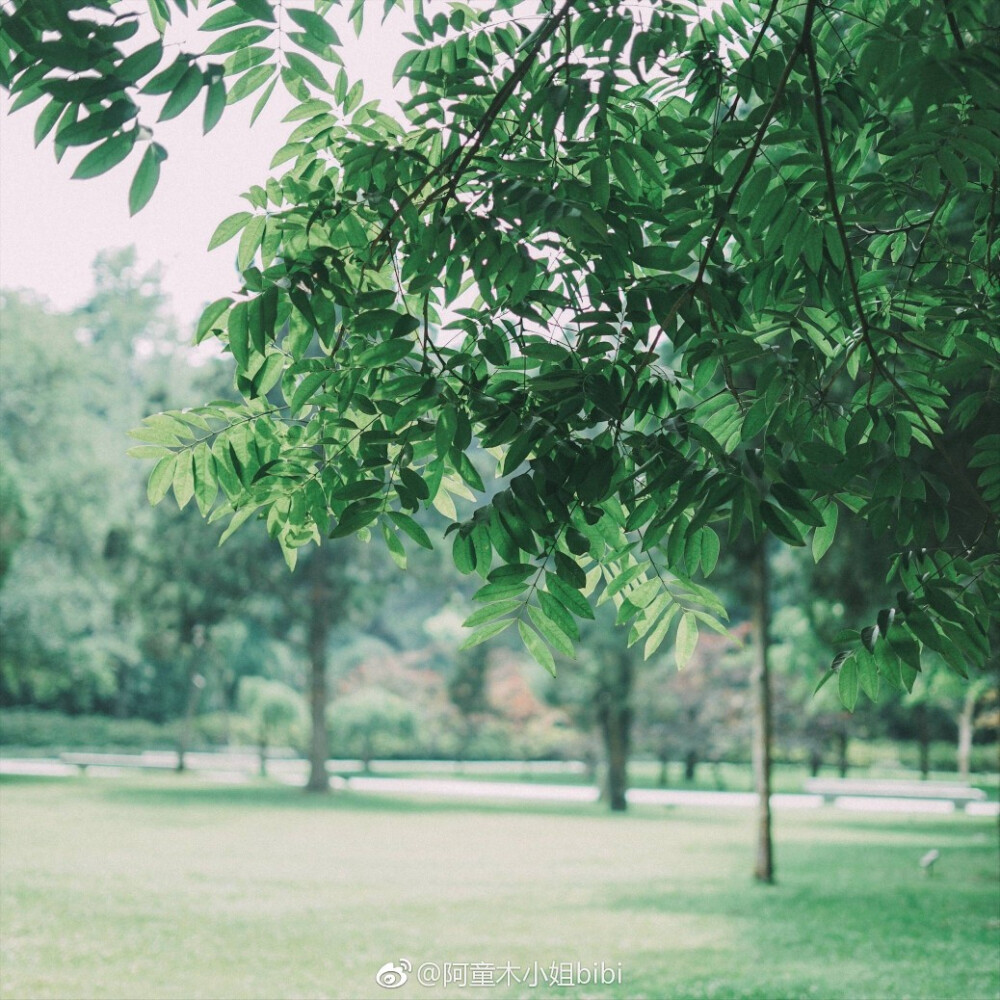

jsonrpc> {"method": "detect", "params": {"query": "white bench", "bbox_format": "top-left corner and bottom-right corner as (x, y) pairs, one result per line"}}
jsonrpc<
(804, 778), (987, 807)
(60, 752), (177, 772)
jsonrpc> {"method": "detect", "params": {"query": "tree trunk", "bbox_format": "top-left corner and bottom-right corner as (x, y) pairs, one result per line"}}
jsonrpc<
(601, 706), (630, 811)
(837, 729), (849, 778)
(258, 738), (268, 778)
(598, 652), (633, 812)
(684, 750), (697, 782)
(305, 550), (331, 793)
(809, 748), (823, 778)
(957, 682), (985, 783)
(657, 752), (669, 788)
(176, 668), (205, 773)
(750, 538), (774, 885)
(916, 704), (930, 780)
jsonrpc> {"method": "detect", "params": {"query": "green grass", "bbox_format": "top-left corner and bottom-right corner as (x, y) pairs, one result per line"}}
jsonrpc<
(1, 775), (997, 1000)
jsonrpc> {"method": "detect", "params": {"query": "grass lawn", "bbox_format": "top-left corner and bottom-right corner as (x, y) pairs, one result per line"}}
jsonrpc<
(1, 775), (997, 1000)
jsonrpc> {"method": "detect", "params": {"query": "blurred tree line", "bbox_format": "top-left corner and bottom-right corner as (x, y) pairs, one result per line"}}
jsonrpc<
(1, 252), (996, 788)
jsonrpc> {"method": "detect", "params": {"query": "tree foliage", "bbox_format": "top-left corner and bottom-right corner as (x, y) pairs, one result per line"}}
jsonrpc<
(4, 0), (999, 706)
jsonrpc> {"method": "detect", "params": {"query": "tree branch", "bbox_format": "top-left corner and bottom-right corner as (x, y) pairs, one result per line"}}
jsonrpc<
(370, 0), (576, 261)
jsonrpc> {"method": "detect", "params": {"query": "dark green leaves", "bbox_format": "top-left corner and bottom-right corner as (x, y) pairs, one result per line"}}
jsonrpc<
(129, 142), (166, 215)
(159, 64), (204, 122)
(72, 129), (136, 179)
(838, 656), (859, 712)
(203, 77), (227, 133)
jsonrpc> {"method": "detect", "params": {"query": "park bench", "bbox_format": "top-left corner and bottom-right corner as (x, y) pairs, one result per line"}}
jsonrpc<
(59, 752), (178, 772)
(804, 778), (987, 807)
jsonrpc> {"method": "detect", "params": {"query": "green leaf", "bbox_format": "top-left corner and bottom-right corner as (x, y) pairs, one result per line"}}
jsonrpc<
(331, 478), (382, 502)
(33, 99), (66, 147)
(644, 603), (679, 659)
(237, 215), (266, 271)
(589, 158), (609, 208)
(286, 52), (333, 93)
(382, 522), (407, 569)
(554, 551), (586, 589)
(537, 590), (580, 642)
(119, 40), (164, 83)
(700, 527), (720, 576)
(814, 669), (836, 695)
(460, 618), (515, 649)
(203, 76), (227, 133)
(387, 511), (433, 549)
(759, 502), (804, 546)
(159, 64), (204, 122)
(527, 605), (575, 658)
(519, 620), (556, 676)
(609, 144), (639, 198)
(812, 502), (838, 562)
(72, 130), (136, 179)
(250, 77), (278, 126)
(330, 500), (380, 538)
(463, 600), (521, 629)
(227, 64), (277, 105)
(148, 0), (170, 34)
(147, 454), (177, 505)
(546, 573), (595, 620)
(675, 612), (699, 669)
(172, 450), (195, 509)
(856, 648), (879, 701)
(452, 531), (476, 574)
(196, 298), (233, 343)
(192, 442), (218, 516)
(219, 505), (260, 545)
(234, 0), (276, 23)
(208, 212), (253, 250)
(771, 483), (826, 528)
(741, 397), (770, 441)
(128, 142), (164, 215)
(399, 467), (429, 501)
(356, 338), (413, 367)
(838, 656), (859, 711)
(128, 445), (173, 460)
(286, 8), (341, 45)
(228, 302), (250, 370)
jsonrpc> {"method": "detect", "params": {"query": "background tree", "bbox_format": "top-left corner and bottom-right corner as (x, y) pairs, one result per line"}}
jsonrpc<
(237, 675), (306, 776)
(327, 686), (417, 772)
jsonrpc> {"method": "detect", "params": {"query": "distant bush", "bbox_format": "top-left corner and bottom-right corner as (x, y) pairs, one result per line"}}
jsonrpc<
(0, 709), (256, 752)
(186, 712), (257, 748)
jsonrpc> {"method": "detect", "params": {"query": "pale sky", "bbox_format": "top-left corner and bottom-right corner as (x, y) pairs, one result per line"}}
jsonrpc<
(0, 9), (410, 330)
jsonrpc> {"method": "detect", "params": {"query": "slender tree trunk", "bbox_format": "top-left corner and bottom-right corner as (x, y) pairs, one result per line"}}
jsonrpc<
(657, 751), (669, 788)
(837, 729), (849, 778)
(177, 667), (205, 773)
(750, 538), (774, 885)
(916, 704), (930, 779)
(598, 653), (633, 812)
(601, 706), (630, 811)
(305, 551), (331, 793)
(957, 682), (984, 783)
(684, 750), (697, 782)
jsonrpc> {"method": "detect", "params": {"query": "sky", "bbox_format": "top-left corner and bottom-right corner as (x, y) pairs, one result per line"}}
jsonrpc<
(0, 8), (410, 331)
